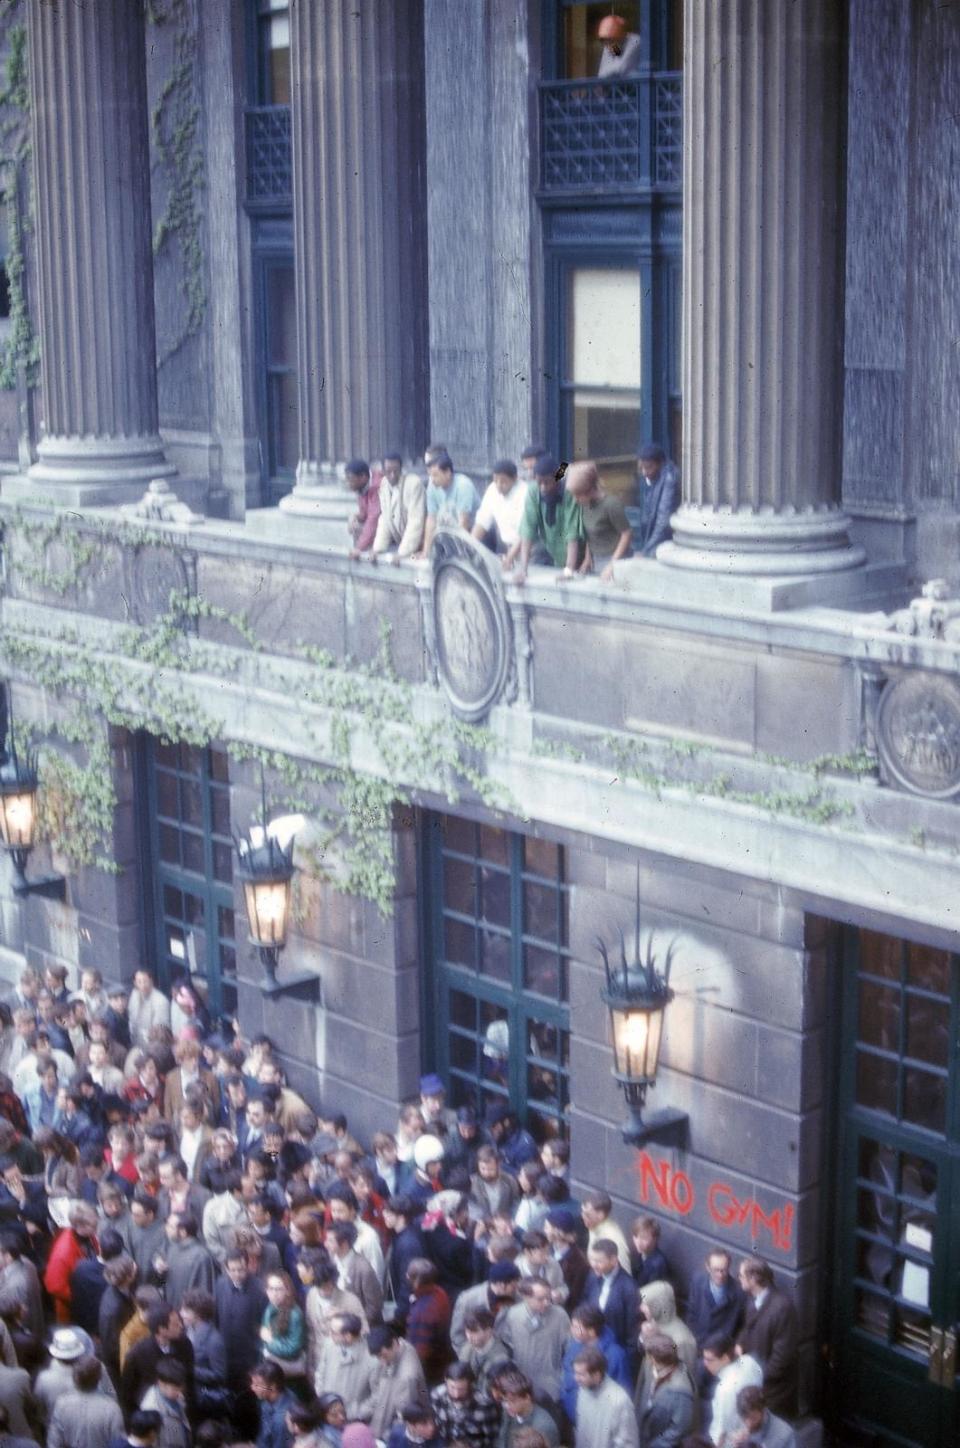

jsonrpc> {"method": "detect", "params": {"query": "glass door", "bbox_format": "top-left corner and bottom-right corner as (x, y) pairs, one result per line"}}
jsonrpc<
(423, 814), (571, 1144)
(834, 929), (960, 1447)
(140, 739), (238, 1023)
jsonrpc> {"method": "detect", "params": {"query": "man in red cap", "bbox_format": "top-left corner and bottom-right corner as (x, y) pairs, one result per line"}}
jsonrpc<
(597, 12), (642, 77)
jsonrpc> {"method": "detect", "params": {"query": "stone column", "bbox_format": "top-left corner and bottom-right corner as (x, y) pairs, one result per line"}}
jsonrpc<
(659, 0), (864, 576)
(281, 0), (428, 518)
(24, 0), (173, 501)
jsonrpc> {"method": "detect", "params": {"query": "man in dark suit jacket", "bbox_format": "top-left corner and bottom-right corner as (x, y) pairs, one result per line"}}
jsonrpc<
(584, 1238), (640, 1370)
(631, 444), (680, 556)
(736, 1256), (799, 1417)
(544, 1209), (590, 1314)
(687, 1248), (746, 1348)
(120, 1302), (195, 1418)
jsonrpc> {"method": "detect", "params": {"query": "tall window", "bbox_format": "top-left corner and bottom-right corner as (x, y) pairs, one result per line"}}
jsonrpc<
(138, 739), (237, 1021)
(247, 0), (295, 505)
(565, 265), (642, 499)
(256, 0), (290, 104)
(424, 814), (570, 1143)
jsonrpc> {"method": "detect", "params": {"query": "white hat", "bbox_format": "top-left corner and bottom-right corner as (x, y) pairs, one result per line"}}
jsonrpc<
(49, 1327), (91, 1360)
(413, 1134), (445, 1171)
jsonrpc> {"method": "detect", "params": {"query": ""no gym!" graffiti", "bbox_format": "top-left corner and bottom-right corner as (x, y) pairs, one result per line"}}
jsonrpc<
(634, 1152), (795, 1253)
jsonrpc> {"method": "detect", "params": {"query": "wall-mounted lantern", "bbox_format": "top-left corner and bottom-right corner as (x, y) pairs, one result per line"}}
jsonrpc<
(598, 885), (687, 1148)
(0, 693), (66, 900)
(235, 802), (318, 1001)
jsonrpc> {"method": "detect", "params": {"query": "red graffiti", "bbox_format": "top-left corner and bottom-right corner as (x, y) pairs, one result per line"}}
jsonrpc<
(634, 1153), (794, 1252)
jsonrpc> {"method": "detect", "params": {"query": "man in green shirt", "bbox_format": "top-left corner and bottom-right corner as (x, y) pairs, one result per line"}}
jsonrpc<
(511, 455), (584, 584)
(565, 461), (634, 582)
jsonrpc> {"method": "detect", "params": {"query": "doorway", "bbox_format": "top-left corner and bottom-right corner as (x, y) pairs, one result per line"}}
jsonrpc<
(833, 927), (960, 1446)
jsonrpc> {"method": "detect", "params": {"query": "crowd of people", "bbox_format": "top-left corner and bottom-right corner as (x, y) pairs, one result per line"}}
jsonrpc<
(344, 444), (680, 585)
(0, 962), (800, 1448)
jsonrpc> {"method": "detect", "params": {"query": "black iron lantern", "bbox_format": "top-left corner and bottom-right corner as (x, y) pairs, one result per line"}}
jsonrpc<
(0, 694), (65, 900)
(234, 784), (319, 1001)
(235, 827), (295, 988)
(598, 885), (687, 1148)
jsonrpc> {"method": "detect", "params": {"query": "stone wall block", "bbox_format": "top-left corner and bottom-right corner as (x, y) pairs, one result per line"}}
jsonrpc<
(660, 993), (760, 1099)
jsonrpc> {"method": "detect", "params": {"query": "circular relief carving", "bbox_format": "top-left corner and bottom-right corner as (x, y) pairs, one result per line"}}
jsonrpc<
(877, 673), (960, 799)
(433, 556), (507, 721)
(131, 545), (189, 626)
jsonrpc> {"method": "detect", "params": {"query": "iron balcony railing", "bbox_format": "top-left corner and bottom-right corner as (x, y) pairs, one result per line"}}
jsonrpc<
(539, 73), (682, 195)
(245, 105), (292, 209)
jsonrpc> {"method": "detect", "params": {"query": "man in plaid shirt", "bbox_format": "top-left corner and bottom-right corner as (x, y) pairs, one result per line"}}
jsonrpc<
(430, 1361), (500, 1447)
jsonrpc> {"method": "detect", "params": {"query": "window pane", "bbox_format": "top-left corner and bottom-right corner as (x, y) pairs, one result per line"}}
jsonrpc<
(478, 825), (509, 867)
(524, 944), (560, 1000)
(155, 771), (178, 818)
(905, 993), (949, 1069)
(855, 1290), (890, 1341)
(856, 1052), (897, 1115)
(155, 740), (180, 769)
(219, 945), (237, 981)
(480, 1004), (510, 1088)
(480, 869), (510, 930)
(568, 268), (641, 388)
(210, 749), (229, 783)
(479, 929), (511, 983)
(159, 823), (180, 866)
(211, 787), (230, 837)
(857, 981), (900, 1052)
(218, 905), (235, 942)
(527, 1060), (562, 1112)
(524, 836), (560, 879)
(450, 1034), (478, 1075)
(212, 841), (233, 885)
(443, 856), (476, 916)
(441, 817), (476, 856)
(859, 930), (902, 982)
(185, 894), (205, 928)
(524, 881), (560, 944)
(181, 832), (204, 875)
(162, 884), (183, 919)
(444, 918), (475, 969)
(181, 779), (204, 828)
(902, 1069), (946, 1135)
(180, 746), (203, 778)
(906, 942), (951, 996)
(527, 1108), (566, 1146)
(449, 990), (477, 1032)
(570, 397), (641, 496)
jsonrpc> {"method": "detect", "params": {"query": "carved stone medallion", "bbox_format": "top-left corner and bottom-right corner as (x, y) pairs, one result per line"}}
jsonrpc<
(430, 529), (513, 721)
(123, 544), (195, 630)
(876, 672), (960, 799)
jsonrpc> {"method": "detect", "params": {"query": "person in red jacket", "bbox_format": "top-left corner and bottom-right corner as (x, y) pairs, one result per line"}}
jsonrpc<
(405, 1258), (453, 1387)
(43, 1200), (99, 1322)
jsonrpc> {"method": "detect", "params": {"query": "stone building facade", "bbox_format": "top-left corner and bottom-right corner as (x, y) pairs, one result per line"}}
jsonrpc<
(0, 3), (958, 1444)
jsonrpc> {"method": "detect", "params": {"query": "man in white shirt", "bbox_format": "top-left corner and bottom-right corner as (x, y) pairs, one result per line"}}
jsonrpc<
(327, 1183), (384, 1282)
(702, 1333), (764, 1447)
(127, 969), (171, 1048)
(472, 459), (529, 563)
(370, 453), (427, 561)
(597, 13), (642, 77)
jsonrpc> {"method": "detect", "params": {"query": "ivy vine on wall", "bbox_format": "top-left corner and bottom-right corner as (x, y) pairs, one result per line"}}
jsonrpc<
(1, 513), (511, 913)
(0, 9), (39, 392)
(148, 0), (207, 366)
